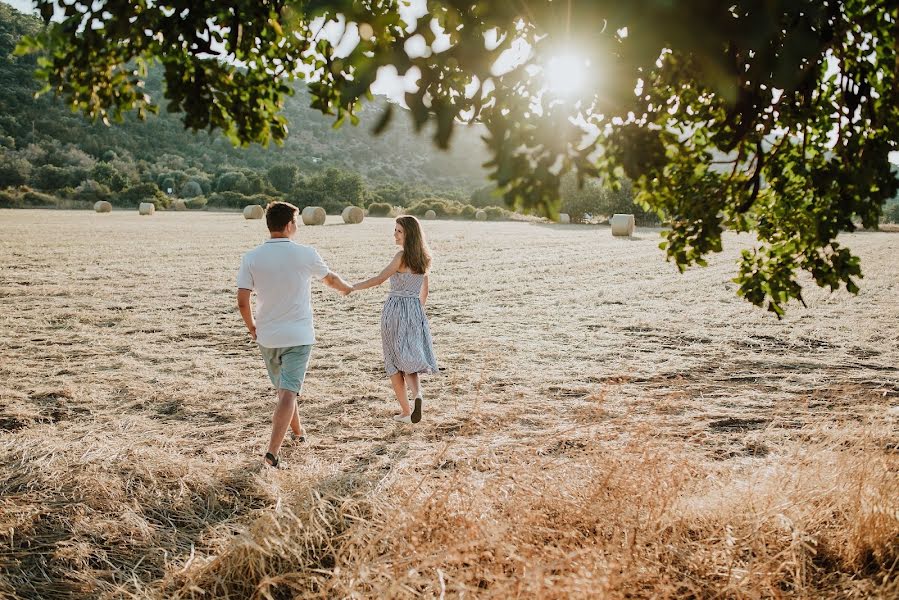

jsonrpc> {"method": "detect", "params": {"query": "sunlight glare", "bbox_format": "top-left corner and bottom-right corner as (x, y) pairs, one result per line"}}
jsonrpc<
(543, 52), (591, 98)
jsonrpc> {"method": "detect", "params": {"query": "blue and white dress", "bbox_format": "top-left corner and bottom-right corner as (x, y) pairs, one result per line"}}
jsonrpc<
(381, 272), (438, 376)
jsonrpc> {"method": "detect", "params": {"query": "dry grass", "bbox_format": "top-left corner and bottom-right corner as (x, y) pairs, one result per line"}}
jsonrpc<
(0, 209), (897, 598)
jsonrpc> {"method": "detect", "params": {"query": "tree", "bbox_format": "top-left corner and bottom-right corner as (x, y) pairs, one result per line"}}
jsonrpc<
(267, 164), (299, 194)
(118, 182), (164, 207)
(0, 154), (31, 188)
(884, 201), (899, 225)
(180, 180), (203, 198)
(74, 178), (110, 203)
(90, 162), (128, 192)
(31, 164), (87, 190)
(18, 1), (899, 315)
(560, 176), (658, 225)
(214, 171), (247, 193)
(290, 167), (366, 213)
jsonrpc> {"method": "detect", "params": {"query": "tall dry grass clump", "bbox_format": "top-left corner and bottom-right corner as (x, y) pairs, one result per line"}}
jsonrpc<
(151, 428), (897, 599)
(0, 413), (278, 599)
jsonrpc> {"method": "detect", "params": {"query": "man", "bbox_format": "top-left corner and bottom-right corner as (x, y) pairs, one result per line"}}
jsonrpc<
(237, 201), (351, 468)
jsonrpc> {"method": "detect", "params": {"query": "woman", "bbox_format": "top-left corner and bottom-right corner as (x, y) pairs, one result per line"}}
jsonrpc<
(351, 216), (438, 423)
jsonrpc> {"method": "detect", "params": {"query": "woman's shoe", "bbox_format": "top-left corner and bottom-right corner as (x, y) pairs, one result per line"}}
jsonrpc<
(290, 428), (307, 443)
(263, 452), (282, 468)
(411, 396), (422, 424)
(392, 414), (412, 424)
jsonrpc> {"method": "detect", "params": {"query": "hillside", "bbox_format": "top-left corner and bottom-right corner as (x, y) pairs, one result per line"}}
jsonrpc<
(0, 3), (492, 207)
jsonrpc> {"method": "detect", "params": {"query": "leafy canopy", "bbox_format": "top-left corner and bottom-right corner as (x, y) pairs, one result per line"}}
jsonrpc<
(18, 0), (899, 315)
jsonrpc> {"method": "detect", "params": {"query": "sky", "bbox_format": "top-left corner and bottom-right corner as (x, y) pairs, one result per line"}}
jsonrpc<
(4, 0), (33, 14)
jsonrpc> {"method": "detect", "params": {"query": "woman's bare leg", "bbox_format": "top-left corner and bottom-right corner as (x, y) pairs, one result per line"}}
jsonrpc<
(390, 372), (411, 416)
(405, 372), (423, 423)
(405, 372), (421, 399)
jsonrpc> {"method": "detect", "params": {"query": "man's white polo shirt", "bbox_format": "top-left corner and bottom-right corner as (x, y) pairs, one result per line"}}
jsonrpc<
(236, 239), (330, 348)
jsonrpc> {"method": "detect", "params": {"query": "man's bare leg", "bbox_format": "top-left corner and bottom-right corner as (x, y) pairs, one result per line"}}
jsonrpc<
(266, 388), (297, 462)
(390, 372), (411, 416)
(290, 403), (303, 436)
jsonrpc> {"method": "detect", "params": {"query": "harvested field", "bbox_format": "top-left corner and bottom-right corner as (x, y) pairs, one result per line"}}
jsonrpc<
(0, 209), (897, 598)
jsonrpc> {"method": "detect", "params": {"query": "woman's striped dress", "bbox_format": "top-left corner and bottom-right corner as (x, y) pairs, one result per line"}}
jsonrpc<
(381, 272), (438, 376)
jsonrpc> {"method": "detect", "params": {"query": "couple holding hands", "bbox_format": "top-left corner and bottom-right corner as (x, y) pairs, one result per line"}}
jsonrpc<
(236, 202), (438, 468)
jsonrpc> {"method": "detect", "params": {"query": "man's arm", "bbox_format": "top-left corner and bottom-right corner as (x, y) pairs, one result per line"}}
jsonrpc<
(322, 271), (352, 295)
(237, 288), (256, 340)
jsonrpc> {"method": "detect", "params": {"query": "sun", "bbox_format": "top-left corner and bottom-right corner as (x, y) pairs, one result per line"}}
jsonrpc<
(543, 51), (592, 98)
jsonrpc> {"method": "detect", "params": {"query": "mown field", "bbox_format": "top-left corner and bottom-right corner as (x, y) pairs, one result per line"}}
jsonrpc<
(0, 208), (897, 599)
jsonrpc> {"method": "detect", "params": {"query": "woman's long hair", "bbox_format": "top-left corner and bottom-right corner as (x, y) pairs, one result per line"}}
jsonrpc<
(396, 216), (431, 274)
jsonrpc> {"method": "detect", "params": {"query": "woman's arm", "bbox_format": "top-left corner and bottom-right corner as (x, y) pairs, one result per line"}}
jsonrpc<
(352, 252), (402, 291)
(420, 272), (429, 305)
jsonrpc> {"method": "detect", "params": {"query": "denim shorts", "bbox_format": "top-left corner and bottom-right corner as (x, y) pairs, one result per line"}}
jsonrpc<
(258, 344), (313, 393)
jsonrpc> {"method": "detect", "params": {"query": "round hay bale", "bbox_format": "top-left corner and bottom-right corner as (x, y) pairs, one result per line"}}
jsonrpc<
(138, 202), (155, 216)
(243, 205), (264, 220)
(475, 210), (487, 221)
(342, 205), (364, 224)
(171, 199), (187, 211)
(559, 213), (571, 224)
(93, 200), (112, 213)
(301, 206), (326, 226)
(610, 213), (635, 237)
(424, 209), (437, 220)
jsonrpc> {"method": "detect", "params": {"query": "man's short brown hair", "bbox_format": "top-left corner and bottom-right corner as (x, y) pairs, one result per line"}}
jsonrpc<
(265, 201), (298, 232)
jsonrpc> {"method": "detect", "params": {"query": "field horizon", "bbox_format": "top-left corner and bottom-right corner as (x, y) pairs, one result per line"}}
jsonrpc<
(1, 209), (896, 598)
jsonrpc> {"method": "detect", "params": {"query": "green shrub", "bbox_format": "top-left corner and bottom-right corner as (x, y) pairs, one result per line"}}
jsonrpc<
(215, 171), (247, 193)
(159, 177), (176, 194)
(74, 179), (111, 203)
(31, 164), (88, 190)
(883, 201), (899, 224)
(180, 180), (203, 198)
(118, 182), (163, 207)
(470, 184), (503, 208)
(0, 188), (22, 207)
(406, 199), (442, 216)
(560, 176), (659, 225)
(484, 206), (506, 220)
(368, 202), (393, 217)
(246, 193), (277, 207)
(23, 190), (58, 207)
(289, 188), (325, 211)
(320, 196), (347, 215)
(267, 164), (299, 194)
(90, 162), (128, 192)
(186, 196), (208, 209)
(406, 198), (475, 218)
(461, 204), (477, 219)
(207, 191), (247, 208)
(0, 155), (31, 188)
(144, 190), (171, 209)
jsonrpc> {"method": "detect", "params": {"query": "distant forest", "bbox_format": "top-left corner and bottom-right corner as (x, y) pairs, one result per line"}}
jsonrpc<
(0, 3), (509, 216)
